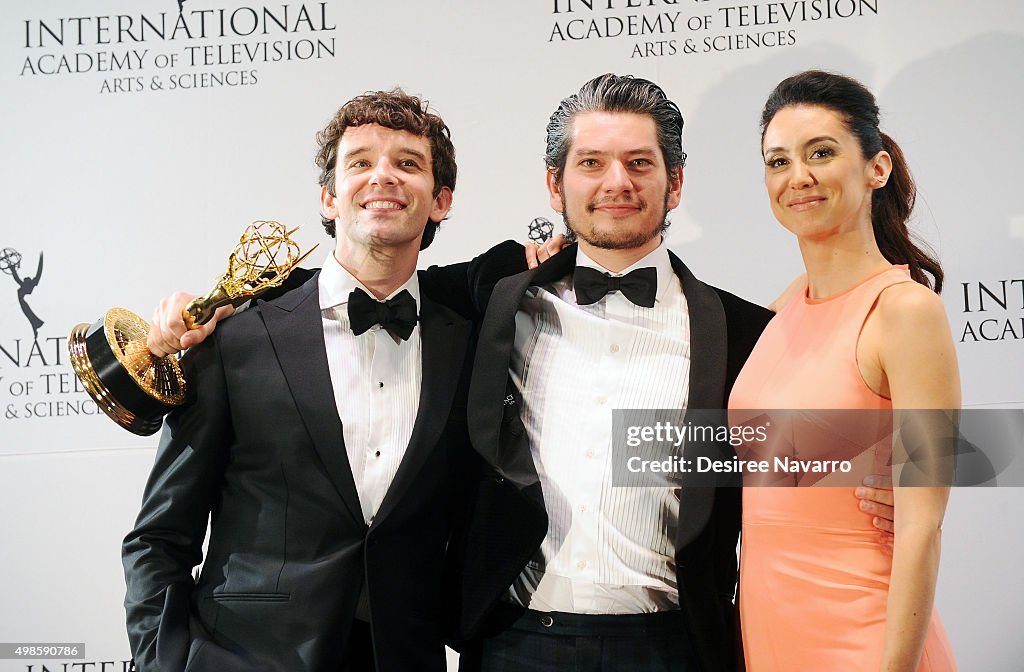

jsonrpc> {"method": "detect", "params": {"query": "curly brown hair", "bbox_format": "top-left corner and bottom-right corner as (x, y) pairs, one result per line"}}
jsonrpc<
(314, 89), (457, 250)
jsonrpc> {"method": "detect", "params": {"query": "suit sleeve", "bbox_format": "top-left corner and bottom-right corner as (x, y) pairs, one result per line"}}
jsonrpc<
(260, 266), (316, 302)
(422, 240), (530, 318)
(717, 290), (773, 669)
(121, 336), (234, 672)
(420, 260), (475, 318)
(232, 266), (317, 315)
(715, 289), (774, 401)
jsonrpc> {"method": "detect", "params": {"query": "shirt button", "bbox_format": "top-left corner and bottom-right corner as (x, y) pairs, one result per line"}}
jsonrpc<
(579, 504), (588, 513)
(595, 395), (607, 405)
(586, 449), (595, 459)
(577, 560), (587, 570)
(378, 381), (384, 389)
(609, 344), (620, 354)
(375, 451), (381, 457)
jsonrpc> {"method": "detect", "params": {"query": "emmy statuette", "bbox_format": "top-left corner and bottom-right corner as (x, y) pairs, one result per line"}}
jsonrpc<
(68, 220), (316, 435)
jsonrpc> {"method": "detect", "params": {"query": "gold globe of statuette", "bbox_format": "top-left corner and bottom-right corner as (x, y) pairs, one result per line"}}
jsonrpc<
(68, 220), (316, 436)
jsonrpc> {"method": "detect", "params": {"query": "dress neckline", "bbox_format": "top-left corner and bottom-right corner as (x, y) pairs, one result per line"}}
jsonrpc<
(804, 265), (910, 305)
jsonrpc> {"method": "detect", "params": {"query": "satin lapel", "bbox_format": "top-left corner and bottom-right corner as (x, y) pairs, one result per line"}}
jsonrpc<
(371, 289), (471, 527)
(669, 251), (730, 549)
(467, 244), (578, 480)
(672, 252), (727, 411)
(258, 272), (363, 526)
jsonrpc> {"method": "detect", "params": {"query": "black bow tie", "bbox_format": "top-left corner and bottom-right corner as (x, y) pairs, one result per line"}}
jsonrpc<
(347, 288), (418, 340)
(573, 266), (658, 308)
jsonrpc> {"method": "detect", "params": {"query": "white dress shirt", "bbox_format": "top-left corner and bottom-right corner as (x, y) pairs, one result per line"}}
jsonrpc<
(509, 241), (691, 614)
(318, 252), (422, 525)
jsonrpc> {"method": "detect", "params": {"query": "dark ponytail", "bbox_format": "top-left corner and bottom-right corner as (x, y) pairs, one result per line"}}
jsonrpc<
(873, 133), (943, 292)
(760, 70), (943, 293)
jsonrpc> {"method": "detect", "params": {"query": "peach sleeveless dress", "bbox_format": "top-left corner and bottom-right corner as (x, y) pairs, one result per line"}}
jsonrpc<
(729, 266), (957, 671)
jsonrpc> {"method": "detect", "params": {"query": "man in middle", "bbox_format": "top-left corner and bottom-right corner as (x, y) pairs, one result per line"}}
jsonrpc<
(445, 74), (771, 672)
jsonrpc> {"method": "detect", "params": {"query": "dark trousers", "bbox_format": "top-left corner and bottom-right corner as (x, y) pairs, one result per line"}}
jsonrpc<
(460, 609), (696, 672)
(340, 619), (377, 672)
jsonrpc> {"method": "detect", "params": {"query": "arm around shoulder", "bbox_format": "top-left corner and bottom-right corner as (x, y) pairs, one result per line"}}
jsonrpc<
(422, 240), (529, 317)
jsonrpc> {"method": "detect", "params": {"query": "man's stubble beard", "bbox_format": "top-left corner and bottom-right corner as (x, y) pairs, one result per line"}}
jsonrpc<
(560, 185), (672, 250)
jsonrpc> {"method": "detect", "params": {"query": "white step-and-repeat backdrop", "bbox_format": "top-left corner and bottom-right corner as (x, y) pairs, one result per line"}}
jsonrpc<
(2, 1), (1021, 670)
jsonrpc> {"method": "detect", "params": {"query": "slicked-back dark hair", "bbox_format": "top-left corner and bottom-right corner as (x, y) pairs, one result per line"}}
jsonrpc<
(761, 70), (943, 292)
(545, 73), (687, 184)
(315, 89), (456, 250)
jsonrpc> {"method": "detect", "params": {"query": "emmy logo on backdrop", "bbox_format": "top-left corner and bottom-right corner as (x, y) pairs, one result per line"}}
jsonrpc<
(68, 220), (316, 436)
(528, 217), (554, 245)
(1, 247), (44, 340)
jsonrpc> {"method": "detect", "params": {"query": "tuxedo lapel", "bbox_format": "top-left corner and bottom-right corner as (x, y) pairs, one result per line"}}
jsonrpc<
(258, 272), (363, 526)
(467, 244), (577, 484)
(671, 252), (728, 411)
(371, 288), (471, 527)
(668, 251), (730, 549)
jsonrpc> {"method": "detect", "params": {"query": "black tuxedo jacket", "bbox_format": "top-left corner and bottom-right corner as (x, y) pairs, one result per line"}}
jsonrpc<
(122, 270), (476, 672)
(444, 241), (773, 672)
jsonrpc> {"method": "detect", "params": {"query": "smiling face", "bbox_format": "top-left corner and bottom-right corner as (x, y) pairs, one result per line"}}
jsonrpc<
(762, 104), (891, 242)
(321, 123), (452, 257)
(548, 111), (683, 256)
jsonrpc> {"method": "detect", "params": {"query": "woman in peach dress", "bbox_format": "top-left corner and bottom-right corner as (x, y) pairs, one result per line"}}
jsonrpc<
(729, 71), (959, 671)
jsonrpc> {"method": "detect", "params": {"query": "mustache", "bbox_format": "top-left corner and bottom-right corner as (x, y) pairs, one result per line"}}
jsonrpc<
(586, 196), (647, 213)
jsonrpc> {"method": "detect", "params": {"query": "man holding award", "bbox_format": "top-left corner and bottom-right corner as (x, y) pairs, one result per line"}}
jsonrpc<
(121, 90), (475, 672)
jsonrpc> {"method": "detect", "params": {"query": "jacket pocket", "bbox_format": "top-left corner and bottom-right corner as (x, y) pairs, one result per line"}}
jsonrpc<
(211, 592), (290, 603)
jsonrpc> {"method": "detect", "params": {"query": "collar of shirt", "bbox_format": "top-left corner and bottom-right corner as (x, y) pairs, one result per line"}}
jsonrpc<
(317, 251), (421, 313)
(574, 238), (674, 305)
